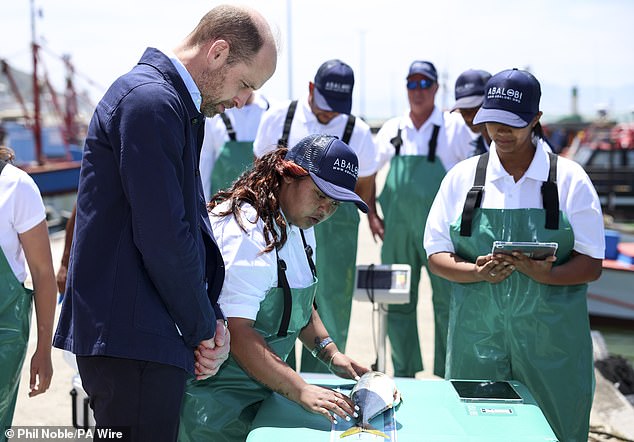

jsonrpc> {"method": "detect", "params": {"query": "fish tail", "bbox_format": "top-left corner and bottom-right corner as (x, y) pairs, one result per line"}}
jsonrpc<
(339, 427), (362, 438)
(339, 424), (390, 440)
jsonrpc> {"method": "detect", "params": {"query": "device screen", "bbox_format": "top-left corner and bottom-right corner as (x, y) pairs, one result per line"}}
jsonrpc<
(450, 380), (522, 402)
(357, 270), (392, 289)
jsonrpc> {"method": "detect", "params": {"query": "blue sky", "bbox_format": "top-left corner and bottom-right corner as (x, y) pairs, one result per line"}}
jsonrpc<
(2, 0), (633, 122)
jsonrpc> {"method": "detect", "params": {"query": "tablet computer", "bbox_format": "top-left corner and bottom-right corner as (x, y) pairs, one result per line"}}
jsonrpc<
(450, 380), (523, 403)
(491, 241), (558, 260)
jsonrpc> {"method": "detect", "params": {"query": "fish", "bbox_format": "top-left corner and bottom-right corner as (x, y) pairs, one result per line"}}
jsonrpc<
(340, 371), (402, 439)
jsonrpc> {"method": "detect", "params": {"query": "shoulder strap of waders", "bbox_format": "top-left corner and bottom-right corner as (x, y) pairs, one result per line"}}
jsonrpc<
(460, 152), (489, 237)
(427, 124), (440, 162)
(541, 152), (560, 230)
(220, 113), (237, 142)
(390, 128), (403, 156)
(278, 100), (298, 148)
(299, 229), (317, 278)
(276, 253), (292, 337)
(341, 115), (356, 145)
(0, 159), (7, 174)
(299, 229), (319, 311)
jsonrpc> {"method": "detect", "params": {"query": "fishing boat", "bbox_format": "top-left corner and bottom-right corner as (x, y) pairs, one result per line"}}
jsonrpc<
(2, 118), (83, 195)
(0, 0), (89, 196)
(552, 113), (634, 325)
(561, 120), (634, 221)
(587, 230), (634, 325)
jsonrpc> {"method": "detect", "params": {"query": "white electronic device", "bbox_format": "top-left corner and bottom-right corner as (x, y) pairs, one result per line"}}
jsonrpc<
(353, 264), (411, 305)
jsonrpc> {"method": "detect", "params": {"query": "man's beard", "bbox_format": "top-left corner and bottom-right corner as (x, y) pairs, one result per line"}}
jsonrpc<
(199, 65), (231, 118)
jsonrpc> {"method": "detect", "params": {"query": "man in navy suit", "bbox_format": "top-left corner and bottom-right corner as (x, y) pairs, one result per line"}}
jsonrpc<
(53, 5), (277, 440)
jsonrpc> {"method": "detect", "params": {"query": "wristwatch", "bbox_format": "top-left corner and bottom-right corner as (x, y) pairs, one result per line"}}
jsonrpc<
(311, 336), (334, 358)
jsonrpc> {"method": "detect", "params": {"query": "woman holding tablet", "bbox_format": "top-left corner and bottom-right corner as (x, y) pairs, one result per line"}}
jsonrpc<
(423, 69), (604, 441)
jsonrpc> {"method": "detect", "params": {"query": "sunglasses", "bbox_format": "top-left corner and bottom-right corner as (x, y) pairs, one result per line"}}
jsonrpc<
(406, 79), (434, 90)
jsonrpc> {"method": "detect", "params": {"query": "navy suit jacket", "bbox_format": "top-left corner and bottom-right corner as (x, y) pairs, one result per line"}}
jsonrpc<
(54, 48), (224, 374)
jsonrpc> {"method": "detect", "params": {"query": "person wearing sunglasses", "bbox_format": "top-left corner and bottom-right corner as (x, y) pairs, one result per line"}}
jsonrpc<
(371, 60), (474, 379)
(253, 59), (379, 375)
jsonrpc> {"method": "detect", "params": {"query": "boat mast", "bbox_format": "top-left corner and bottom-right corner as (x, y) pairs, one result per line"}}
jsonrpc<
(30, 0), (43, 165)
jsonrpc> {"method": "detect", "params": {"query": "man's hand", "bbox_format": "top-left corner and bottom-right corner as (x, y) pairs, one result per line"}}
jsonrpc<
(56, 264), (68, 295)
(368, 212), (384, 242)
(194, 320), (230, 380)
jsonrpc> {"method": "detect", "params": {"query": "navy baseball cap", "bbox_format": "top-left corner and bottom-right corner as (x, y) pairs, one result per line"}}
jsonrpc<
(286, 134), (368, 213)
(407, 60), (437, 82)
(473, 68), (541, 128)
(451, 69), (492, 111)
(313, 59), (354, 114)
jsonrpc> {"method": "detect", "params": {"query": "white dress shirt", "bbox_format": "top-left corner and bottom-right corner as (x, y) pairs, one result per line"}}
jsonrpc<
(253, 97), (379, 178)
(375, 107), (475, 172)
(424, 138), (605, 260)
(210, 201), (316, 320)
(0, 163), (47, 282)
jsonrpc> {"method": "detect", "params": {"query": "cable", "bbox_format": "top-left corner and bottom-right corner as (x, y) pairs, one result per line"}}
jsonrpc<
(363, 264), (381, 370)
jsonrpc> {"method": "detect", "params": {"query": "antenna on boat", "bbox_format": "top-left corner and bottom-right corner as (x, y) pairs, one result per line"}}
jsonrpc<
(286, 0), (293, 100)
(30, 0), (43, 165)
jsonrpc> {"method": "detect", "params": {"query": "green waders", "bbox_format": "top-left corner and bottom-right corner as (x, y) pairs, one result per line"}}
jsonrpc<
(447, 154), (594, 442)
(209, 140), (255, 196)
(0, 248), (33, 436)
(297, 203), (359, 373)
(378, 150), (450, 378)
(178, 248), (317, 442)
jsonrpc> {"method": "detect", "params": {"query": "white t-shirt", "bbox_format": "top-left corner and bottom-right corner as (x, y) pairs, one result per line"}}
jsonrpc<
(199, 93), (270, 201)
(423, 139), (605, 260)
(210, 201), (316, 320)
(374, 107), (475, 172)
(0, 163), (47, 282)
(253, 97), (379, 178)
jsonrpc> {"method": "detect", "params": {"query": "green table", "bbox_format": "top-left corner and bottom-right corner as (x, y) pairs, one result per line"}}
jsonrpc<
(247, 377), (558, 441)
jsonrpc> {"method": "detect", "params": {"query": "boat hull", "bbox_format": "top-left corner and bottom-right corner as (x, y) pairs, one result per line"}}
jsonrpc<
(587, 259), (634, 324)
(21, 160), (81, 196)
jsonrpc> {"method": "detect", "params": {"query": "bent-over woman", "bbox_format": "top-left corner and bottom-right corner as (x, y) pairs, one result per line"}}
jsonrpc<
(179, 134), (370, 441)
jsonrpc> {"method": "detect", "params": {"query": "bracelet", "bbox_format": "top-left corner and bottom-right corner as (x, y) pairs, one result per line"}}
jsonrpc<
(311, 336), (334, 358)
(328, 351), (341, 370)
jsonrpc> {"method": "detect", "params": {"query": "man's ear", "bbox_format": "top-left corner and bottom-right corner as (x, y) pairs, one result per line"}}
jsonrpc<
(207, 39), (230, 69)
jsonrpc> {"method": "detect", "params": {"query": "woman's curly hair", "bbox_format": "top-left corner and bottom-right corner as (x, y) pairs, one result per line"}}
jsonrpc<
(208, 147), (309, 253)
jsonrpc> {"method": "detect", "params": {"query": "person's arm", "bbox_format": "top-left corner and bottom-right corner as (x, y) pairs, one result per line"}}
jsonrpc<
(497, 251), (601, 285)
(298, 308), (369, 380)
(19, 220), (56, 397)
(355, 174), (383, 242)
(227, 316), (356, 423)
(56, 203), (76, 294)
(428, 251), (514, 284)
